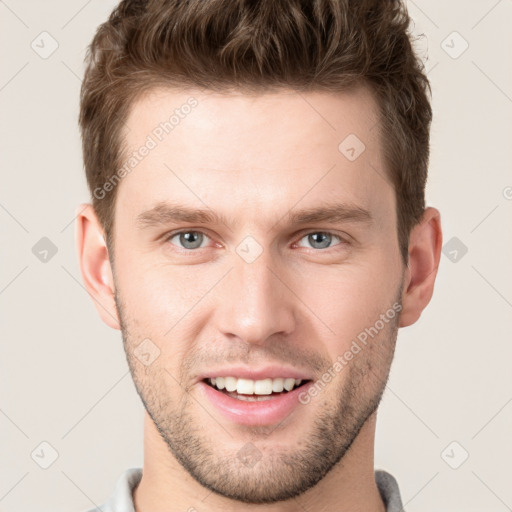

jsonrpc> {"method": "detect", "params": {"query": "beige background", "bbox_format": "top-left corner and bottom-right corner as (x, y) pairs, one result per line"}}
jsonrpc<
(1, 1), (511, 510)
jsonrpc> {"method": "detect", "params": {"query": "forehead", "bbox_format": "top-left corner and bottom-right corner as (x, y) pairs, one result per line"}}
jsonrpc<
(116, 85), (393, 225)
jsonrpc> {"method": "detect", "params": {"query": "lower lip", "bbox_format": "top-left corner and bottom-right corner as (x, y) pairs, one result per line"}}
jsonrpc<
(198, 381), (312, 426)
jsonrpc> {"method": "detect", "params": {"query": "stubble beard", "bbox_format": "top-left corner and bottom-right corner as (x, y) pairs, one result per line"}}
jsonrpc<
(115, 287), (401, 504)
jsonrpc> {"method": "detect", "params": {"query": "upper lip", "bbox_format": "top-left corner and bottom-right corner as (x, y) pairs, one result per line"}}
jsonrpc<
(196, 366), (313, 383)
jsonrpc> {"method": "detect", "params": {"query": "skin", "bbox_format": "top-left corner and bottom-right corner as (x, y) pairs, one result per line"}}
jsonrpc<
(76, 85), (442, 512)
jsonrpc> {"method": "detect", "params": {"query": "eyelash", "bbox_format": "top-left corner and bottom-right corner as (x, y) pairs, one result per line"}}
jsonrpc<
(164, 229), (348, 252)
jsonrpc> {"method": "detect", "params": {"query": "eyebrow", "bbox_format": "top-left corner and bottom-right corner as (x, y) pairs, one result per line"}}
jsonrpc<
(136, 200), (373, 231)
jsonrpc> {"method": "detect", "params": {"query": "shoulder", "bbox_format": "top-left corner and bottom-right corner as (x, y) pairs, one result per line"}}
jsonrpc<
(80, 467), (143, 512)
(375, 469), (405, 512)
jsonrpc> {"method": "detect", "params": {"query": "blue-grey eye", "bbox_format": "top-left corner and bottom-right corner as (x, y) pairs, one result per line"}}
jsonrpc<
(299, 232), (341, 250)
(169, 231), (207, 250)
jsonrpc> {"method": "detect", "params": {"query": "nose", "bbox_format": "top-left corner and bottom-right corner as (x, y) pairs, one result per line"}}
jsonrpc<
(214, 248), (296, 346)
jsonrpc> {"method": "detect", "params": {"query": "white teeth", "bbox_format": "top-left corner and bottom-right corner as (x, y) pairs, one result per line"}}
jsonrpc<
(215, 376), (225, 390)
(254, 378), (273, 395)
(272, 378), (284, 392)
(283, 378), (296, 391)
(236, 378), (254, 395)
(207, 376), (304, 395)
(224, 376), (237, 392)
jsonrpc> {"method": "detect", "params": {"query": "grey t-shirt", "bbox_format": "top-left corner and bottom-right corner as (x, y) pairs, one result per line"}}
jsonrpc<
(84, 467), (404, 512)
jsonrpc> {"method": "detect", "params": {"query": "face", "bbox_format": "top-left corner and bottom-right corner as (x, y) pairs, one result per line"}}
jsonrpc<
(110, 86), (405, 503)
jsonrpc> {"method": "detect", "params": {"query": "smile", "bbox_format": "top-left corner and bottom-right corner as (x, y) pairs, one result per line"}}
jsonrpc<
(199, 377), (313, 425)
(206, 376), (306, 397)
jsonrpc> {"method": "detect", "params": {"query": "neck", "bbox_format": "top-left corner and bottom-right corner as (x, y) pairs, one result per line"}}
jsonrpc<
(133, 411), (386, 512)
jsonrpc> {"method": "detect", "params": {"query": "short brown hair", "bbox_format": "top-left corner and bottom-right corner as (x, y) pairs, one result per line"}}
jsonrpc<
(79, 0), (432, 264)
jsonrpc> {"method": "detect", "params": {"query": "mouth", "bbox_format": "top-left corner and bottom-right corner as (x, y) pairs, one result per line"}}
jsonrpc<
(198, 375), (314, 425)
(203, 376), (311, 402)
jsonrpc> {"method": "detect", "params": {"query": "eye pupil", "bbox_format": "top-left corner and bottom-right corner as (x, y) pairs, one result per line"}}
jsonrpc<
(309, 232), (331, 249)
(180, 231), (202, 249)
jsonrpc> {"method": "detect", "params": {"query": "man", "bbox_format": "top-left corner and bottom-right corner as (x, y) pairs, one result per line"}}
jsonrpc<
(76, 0), (442, 510)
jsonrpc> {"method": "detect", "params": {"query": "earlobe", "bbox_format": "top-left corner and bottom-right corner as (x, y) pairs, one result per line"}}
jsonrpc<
(399, 207), (443, 328)
(75, 204), (121, 330)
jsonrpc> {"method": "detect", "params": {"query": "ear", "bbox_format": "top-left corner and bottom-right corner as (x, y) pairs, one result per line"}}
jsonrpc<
(75, 204), (120, 330)
(399, 207), (442, 327)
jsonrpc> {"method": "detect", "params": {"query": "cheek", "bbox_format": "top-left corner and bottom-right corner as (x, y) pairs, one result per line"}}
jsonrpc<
(295, 259), (400, 356)
(115, 256), (219, 348)
(116, 268), (195, 389)
(117, 250), (178, 310)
